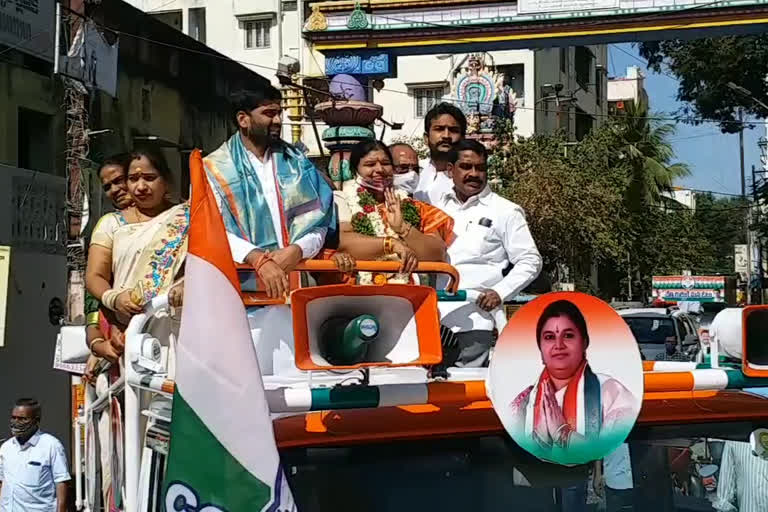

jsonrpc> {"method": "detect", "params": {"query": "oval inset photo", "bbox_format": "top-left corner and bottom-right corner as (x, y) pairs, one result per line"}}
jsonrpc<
(487, 292), (643, 466)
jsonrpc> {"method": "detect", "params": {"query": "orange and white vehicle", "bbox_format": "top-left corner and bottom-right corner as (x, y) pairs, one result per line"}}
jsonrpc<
(65, 248), (768, 512)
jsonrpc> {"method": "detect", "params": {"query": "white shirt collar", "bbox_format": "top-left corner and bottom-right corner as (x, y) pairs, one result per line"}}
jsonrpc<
(13, 429), (41, 449)
(442, 185), (493, 206)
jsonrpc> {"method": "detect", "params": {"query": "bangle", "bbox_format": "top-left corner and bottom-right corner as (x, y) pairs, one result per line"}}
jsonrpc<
(383, 236), (394, 255)
(88, 337), (106, 355)
(101, 289), (122, 311)
(86, 312), (100, 326)
(253, 251), (273, 273)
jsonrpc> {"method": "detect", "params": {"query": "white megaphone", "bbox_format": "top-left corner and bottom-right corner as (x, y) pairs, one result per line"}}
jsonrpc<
(710, 306), (768, 377)
(709, 308), (743, 362)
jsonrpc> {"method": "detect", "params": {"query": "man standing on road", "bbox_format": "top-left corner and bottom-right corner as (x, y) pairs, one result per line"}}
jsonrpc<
(414, 103), (466, 204)
(434, 140), (542, 368)
(714, 440), (768, 511)
(0, 399), (70, 512)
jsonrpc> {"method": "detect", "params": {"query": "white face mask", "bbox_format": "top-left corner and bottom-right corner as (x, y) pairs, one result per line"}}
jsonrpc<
(393, 171), (419, 195)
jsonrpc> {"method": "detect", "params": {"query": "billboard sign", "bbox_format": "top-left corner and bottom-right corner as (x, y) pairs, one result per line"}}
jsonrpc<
(652, 276), (729, 303)
(518, 0), (619, 14)
(735, 244), (748, 274)
(58, 21), (119, 96)
(0, 0), (55, 62)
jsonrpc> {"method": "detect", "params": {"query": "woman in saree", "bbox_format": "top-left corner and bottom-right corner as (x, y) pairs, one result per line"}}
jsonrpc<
(509, 300), (639, 454)
(86, 149), (187, 330)
(84, 148), (188, 509)
(330, 140), (453, 283)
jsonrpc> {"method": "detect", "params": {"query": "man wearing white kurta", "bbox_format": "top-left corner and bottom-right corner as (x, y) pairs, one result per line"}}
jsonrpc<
(413, 103), (466, 205)
(434, 139), (542, 368)
(203, 87), (335, 376)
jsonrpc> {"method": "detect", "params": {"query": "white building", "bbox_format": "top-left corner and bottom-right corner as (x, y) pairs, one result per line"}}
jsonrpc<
(375, 50), (536, 140)
(374, 45), (607, 144)
(663, 188), (697, 210)
(608, 65), (648, 113)
(122, 0), (304, 87)
(121, 1), (607, 152)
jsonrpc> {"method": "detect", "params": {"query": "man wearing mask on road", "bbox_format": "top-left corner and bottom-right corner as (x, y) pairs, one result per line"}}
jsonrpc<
(434, 139), (542, 369)
(389, 142), (421, 196)
(413, 103), (466, 204)
(0, 399), (70, 512)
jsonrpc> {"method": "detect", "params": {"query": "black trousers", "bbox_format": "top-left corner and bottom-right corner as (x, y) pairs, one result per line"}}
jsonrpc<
(440, 328), (496, 368)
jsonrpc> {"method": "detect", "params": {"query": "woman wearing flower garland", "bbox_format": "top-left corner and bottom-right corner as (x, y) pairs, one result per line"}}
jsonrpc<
(332, 140), (454, 284)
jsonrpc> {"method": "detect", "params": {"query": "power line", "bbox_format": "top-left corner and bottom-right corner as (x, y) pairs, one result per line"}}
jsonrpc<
(147, 0), (180, 13)
(0, 30), (51, 57)
(611, 43), (679, 83)
(668, 132), (722, 142)
(681, 187), (745, 198)
(87, 13), (768, 128)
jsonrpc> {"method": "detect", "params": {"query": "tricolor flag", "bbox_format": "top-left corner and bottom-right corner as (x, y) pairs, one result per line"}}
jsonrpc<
(163, 150), (296, 511)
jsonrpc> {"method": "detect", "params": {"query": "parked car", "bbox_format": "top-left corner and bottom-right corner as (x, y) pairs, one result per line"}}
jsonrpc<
(619, 308), (700, 361)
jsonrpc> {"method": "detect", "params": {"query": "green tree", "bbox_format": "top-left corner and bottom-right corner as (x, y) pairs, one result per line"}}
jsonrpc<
(490, 121), (632, 295)
(611, 98), (691, 210)
(632, 205), (716, 296)
(694, 193), (748, 275)
(638, 36), (768, 133)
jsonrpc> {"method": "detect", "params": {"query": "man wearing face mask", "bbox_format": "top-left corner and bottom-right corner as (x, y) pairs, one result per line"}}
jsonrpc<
(413, 103), (466, 204)
(0, 399), (70, 512)
(202, 87), (336, 298)
(389, 143), (421, 196)
(435, 140), (542, 369)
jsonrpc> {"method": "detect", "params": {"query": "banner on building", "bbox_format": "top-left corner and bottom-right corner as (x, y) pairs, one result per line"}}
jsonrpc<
(651, 275), (736, 304)
(59, 20), (119, 97)
(735, 244), (748, 274)
(0, 0), (55, 62)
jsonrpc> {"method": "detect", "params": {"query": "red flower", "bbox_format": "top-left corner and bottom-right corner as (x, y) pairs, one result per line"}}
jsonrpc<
(355, 212), (366, 220)
(363, 204), (375, 213)
(357, 186), (366, 193)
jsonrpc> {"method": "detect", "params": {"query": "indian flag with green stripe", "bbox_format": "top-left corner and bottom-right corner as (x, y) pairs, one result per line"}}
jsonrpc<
(163, 150), (296, 512)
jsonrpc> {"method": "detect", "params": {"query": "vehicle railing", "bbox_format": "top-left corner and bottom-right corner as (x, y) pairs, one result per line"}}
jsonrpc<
(236, 260), (462, 306)
(113, 262), (768, 512)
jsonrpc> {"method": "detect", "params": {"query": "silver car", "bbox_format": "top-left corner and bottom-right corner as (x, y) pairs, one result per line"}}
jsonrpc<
(619, 308), (700, 361)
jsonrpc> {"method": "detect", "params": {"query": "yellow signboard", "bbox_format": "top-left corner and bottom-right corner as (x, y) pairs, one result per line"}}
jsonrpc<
(0, 246), (10, 347)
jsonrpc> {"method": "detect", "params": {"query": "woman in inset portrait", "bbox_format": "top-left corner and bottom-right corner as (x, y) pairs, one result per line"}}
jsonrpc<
(509, 300), (640, 451)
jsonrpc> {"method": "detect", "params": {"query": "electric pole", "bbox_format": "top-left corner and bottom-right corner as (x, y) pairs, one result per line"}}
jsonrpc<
(739, 109), (753, 304)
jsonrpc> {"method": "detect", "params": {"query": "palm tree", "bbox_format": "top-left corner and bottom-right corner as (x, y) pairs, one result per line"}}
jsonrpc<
(613, 97), (691, 209)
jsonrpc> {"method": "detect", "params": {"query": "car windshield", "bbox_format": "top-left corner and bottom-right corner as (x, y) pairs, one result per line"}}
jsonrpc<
(623, 317), (677, 344)
(283, 433), (749, 511)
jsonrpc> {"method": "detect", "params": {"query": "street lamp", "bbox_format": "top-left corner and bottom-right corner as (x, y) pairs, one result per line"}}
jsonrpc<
(727, 82), (768, 112)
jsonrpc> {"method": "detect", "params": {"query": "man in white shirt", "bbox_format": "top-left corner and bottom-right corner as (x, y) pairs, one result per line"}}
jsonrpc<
(389, 143), (421, 196)
(597, 444), (634, 511)
(203, 87), (335, 298)
(0, 399), (70, 512)
(435, 139), (542, 368)
(714, 440), (768, 512)
(413, 103), (466, 204)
